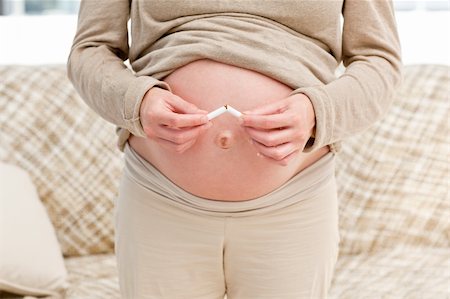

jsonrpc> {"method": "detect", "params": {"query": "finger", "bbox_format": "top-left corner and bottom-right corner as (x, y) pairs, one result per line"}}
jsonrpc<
(256, 148), (299, 166)
(252, 141), (298, 161)
(277, 149), (300, 166)
(242, 99), (288, 115)
(155, 138), (187, 154)
(168, 95), (208, 114)
(244, 127), (294, 147)
(156, 122), (212, 144)
(174, 138), (198, 154)
(241, 113), (293, 129)
(157, 111), (209, 128)
(155, 136), (198, 154)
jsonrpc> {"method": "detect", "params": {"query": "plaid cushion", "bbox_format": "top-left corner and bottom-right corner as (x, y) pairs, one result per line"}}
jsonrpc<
(329, 247), (450, 299)
(64, 254), (120, 299)
(334, 64), (450, 255)
(0, 65), (123, 257)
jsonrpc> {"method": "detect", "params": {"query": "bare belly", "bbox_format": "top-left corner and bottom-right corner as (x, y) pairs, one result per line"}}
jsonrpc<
(128, 59), (330, 201)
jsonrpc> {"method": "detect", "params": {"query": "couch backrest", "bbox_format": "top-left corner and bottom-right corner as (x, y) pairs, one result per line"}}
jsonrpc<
(0, 65), (123, 257)
(1, 64), (448, 257)
(334, 64), (450, 255)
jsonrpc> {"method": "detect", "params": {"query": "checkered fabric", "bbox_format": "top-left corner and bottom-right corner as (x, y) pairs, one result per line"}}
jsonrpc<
(334, 64), (450, 255)
(64, 254), (120, 299)
(329, 246), (450, 299)
(0, 65), (123, 257)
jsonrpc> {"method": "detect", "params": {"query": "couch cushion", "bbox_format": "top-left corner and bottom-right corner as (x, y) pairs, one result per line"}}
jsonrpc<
(329, 247), (450, 299)
(334, 64), (450, 255)
(0, 65), (123, 256)
(0, 254), (119, 299)
(0, 163), (68, 297)
(64, 254), (119, 299)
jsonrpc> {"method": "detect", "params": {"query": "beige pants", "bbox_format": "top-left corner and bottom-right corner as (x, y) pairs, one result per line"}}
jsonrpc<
(114, 141), (340, 299)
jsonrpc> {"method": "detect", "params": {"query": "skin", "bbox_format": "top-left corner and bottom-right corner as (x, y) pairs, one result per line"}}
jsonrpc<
(240, 93), (316, 166)
(139, 86), (212, 155)
(139, 87), (316, 166)
(131, 59), (329, 200)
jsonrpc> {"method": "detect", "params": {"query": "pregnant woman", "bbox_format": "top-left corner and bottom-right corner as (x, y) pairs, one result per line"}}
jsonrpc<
(67, 1), (401, 298)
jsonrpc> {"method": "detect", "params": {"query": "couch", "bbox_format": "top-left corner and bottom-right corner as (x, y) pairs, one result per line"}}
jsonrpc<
(0, 64), (448, 299)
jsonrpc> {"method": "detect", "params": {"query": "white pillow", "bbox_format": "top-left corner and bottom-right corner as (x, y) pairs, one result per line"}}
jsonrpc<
(0, 162), (68, 297)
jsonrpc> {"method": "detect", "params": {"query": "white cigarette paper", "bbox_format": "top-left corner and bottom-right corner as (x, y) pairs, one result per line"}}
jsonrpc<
(226, 105), (242, 118)
(207, 105), (227, 120)
(207, 104), (243, 120)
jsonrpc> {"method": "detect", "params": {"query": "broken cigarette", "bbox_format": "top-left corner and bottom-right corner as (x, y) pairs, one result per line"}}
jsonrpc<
(207, 105), (228, 120)
(207, 104), (243, 120)
(226, 105), (242, 118)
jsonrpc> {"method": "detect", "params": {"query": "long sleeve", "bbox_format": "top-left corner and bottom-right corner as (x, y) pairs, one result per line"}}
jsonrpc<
(290, 0), (402, 153)
(66, 0), (171, 138)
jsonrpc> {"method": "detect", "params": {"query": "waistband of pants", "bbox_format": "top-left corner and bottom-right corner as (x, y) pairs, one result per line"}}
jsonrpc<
(122, 141), (336, 217)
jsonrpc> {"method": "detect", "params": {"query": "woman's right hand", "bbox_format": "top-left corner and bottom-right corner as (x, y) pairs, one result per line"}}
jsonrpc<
(139, 87), (212, 154)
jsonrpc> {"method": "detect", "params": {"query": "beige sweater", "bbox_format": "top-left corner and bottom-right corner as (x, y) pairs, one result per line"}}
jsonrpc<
(67, 0), (402, 154)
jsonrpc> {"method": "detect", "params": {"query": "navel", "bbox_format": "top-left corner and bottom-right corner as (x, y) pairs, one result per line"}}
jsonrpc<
(215, 130), (234, 149)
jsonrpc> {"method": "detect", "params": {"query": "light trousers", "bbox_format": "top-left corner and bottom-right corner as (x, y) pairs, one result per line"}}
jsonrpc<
(114, 141), (340, 299)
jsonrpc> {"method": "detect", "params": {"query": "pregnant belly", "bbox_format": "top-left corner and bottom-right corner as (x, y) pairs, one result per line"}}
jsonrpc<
(128, 59), (330, 201)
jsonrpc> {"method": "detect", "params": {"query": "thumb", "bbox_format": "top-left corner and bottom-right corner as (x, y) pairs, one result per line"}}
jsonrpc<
(169, 95), (207, 114)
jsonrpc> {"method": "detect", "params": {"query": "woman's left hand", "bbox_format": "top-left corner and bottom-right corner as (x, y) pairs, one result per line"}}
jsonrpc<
(240, 93), (316, 166)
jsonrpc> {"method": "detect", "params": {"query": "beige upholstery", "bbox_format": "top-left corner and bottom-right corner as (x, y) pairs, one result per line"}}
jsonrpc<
(64, 254), (119, 299)
(0, 66), (123, 257)
(335, 64), (449, 255)
(0, 163), (68, 297)
(0, 64), (448, 298)
(330, 247), (450, 299)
